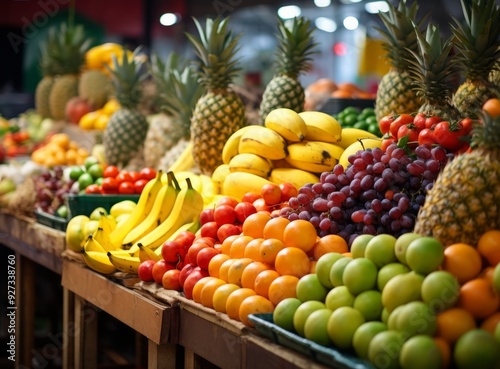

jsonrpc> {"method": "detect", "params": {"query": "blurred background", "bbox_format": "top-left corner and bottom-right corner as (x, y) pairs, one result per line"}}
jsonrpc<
(0, 0), (469, 118)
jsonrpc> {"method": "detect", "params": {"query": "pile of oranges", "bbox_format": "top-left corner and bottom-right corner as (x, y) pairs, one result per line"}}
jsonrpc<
(30, 133), (90, 167)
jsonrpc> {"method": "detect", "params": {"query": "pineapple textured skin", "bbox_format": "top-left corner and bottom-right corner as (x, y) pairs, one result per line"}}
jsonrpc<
(260, 76), (305, 119)
(35, 76), (54, 119)
(375, 69), (421, 119)
(49, 74), (79, 121)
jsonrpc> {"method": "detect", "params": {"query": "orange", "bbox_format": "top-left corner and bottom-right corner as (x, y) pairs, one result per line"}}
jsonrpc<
(274, 247), (311, 278)
(243, 238), (264, 261)
(262, 217), (290, 242)
(229, 235), (253, 259)
(442, 243), (483, 284)
(482, 98), (500, 118)
(479, 311), (500, 334)
(218, 258), (237, 282)
(208, 253), (231, 278)
(311, 234), (348, 260)
(259, 238), (286, 265)
(200, 278), (226, 309)
(477, 230), (500, 266)
(242, 211), (271, 239)
(309, 260), (317, 274)
(458, 278), (500, 319)
(268, 275), (299, 306)
(241, 261), (271, 289)
(212, 283), (240, 313)
(227, 258), (254, 287)
(480, 266), (495, 286)
(435, 308), (477, 344)
(239, 295), (275, 327)
(220, 234), (239, 256)
(282, 219), (318, 252)
(254, 269), (280, 298)
(192, 277), (216, 304)
(226, 288), (256, 321)
(433, 337), (451, 369)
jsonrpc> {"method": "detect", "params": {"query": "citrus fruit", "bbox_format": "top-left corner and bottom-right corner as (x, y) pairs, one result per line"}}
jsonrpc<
(442, 243), (482, 284)
(435, 307), (477, 344)
(200, 278), (227, 309)
(458, 278), (500, 319)
(381, 272), (424, 313)
(421, 270), (460, 313)
(282, 219), (317, 252)
(399, 335), (442, 369)
(254, 269), (280, 298)
(311, 234), (348, 260)
(364, 234), (397, 268)
(329, 256), (352, 287)
(394, 232), (421, 266)
(453, 329), (500, 369)
(367, 330), (406, 369)
(240, 261), (270, 289)
(352, 321), (388, 360)
(273, 297), (302, 332)
(212, 283), (240, 313)
(227, 258), (254, 287)
(325, 285), (355, 311)
(377, 262), (409, 291)
(353, 290), (383, 322)
(268, 275), (299, 306)
(397, 301), (437, 337)
(225, 288), (256, 321)
(314, 252), (344, 289)
(293, 300), (325, 337)
(296, 273), (328, 302)
(304, 308), (333, 346)
(477, 230), (500, 266)
(327, 306), (365, 350)
(274, 247), (310, 278)
(239, 295), (274, 327)
(342, 257), (378, 295)
(405, 237), (444, 275)
(350, 234), (374, 259)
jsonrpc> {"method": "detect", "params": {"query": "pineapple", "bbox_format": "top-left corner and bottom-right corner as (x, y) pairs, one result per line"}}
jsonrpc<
(374, 0), (426, 121)
(103, 48), (149, 168)
(186, 17), (246, 175)
(406, 24), (461, 121)
(414, 110), (500, 246)
(35, 26), (57, 119)
(451, 0), (500, 119)
(78, 69), (112, 109)
(146, 53), (203, 170)
(259, 16), (318, 121)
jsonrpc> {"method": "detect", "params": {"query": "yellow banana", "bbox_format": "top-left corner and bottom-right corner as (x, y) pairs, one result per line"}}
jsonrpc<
(238, 126), (287, 160)
(269, 168), (320, 191)
(81, 249), (117, 275)
(92, 215), (117, 251)
(222, 172), (272, 201)
(138, 243), (162, 262)
(108, 170), (164, 248)
(121, 172), (179, 248)
(264, 108), (307, 142)
(299, 111), (342, 143)
(285, 141), (343, 173)
(154, 218), (201, 256)
(168, 140), (195, 173)
(83, 234), (106, 253)
(211, 164), (231, 195)
(221, 125), (256, 164)
(339, 138), (382, 168)
(107, 251), (142, 274)
(337, 127), (379, 149)
(228, 153), (272, 178)
(168, 171), (202, 192)
(131, 178), (204, 250)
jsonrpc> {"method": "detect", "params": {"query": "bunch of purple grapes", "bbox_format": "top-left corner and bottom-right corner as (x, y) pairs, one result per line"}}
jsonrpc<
(34, 166), (75, 214)
(279, 143), (452, 245)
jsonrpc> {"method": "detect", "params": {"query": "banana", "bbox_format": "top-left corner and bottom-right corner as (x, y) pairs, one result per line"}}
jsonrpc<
(264, 108), (308, 142)
(339, 138), (382, 168)
(238, 126), (287, 160)
(337, 127), (379, 149)
(299, 111), (343, 143)
(131, 177), (204, 250)
(81, 249), (117, 275)
(169, 171), (202, 193)
(211, 164), (231, 195)
(108, 170), (164, 248)
(269, 167), (320, 191)
(168, 140), (196, 173)
(138, 243), (162, 262)
(107, 251), (142, 274)
(121, 172), (179, 248)
(228, 153), (272, 178)
(83, 234), (106, 253)
(222, 172), (272, 200)
(285, 141), (343, 173)
(154, 218), (201, 256)
(221, 125), (255, 164)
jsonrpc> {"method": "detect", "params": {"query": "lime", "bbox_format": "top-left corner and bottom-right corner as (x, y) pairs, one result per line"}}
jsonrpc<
(377, 262), (409, 291)
(353, 290), (383, 322)
(304, 308), (333, 346)
(329, 256), (352, 287)
(87, 163), (104, 180)
(77, 172), (94, 190)
(56, 205), (68, 219)
(273, 297), (302, 332)
(342, 257), (378, 295)
(325, 285), (355, 311)
(406, 237), (444, 275)
(368, 330), (406, 369)
(353, 321), (388, 360)
(351, 234), (374, 258)
(364, 234), (397, 269)
(454, 329), (500, 369)
(84, 156), (100, 171)
(400, 335), (442, 369)
(69, 166), (84, 181)
(344, 113), (359, 127)
(293, 300), (325, 337)
(327, 306), (365, 350)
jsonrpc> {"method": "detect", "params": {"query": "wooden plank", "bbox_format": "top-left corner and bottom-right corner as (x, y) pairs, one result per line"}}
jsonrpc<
(15, 255), (35, 369)
(61, 259), (172, 344)
(63, 288), (75, 369)
(147, 340), (178, 369)
(74, 296), (98, 369)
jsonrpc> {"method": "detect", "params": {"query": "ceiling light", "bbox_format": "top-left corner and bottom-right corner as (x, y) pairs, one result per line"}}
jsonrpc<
(343, 16), (359, 30)
(315, 17), (337, 32)
(277, 5), (301, 19)
(160, 13), (180, 26)
(365, 1), (390, 14)
(314, 0), (331, 7)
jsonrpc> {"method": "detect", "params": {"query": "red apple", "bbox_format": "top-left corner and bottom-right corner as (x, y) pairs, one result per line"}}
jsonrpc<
(161, 240), (187, 264)
(216, 196), (239, 208)
(187, 242), (211, 266)
(241, 191), (262, 203)
(200, 221), (219, 239)
(199, 208), (215, 226)
(137, 260), (156, 282)
(234, 201), (257, 223)
(194, 237), (217, 248)
(196, 247), (221, 271)
(216, 223), (241, 243)
(279, 182), (298, 202)
(175, 230), (196, 248)
(260, 183), (282, 206)
(152, 259), (176, 284)
(179, 263), (196, 286)
(65, 96), (92, 124)
(182, 267), (209, 299)
(213, 204), (237, 226)
(253, 197), (270, 212)
(162, 269), (182, 291)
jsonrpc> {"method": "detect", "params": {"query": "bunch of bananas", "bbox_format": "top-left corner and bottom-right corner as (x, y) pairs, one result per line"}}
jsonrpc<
(78, 170), (204, 275)
(85, 43), (133, 73)
(214, 108), (380, 199)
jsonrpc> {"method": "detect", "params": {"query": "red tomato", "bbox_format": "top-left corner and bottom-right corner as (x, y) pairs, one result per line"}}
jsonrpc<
(459, 117), (474, 135)
(425, 116), (442, 129)
(118, 181), (135, 194)
(103, 165), (120, 178)
(433, 121), (466, 152)
(396, 124), (419, 145)
(101, 177), (119, 194)
(378, 114), (396, 135)
(140, 167), (156, 181)
(128, 171), (141, 183)
(389, 114), (414, 138)
(381, 137), (397, 151)
(418, 128), (437, 146)
(85, 183), (101, 194)
(133, 178), (148, 194)
(413, 113), (427, 131)
(115, 171), (133, 184)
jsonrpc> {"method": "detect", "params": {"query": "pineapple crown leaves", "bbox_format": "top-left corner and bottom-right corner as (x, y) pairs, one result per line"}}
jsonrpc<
(185, 17), (241, 91)
(39, 22), (91, 76)
(472, 110), (500, 150)
(450, 0), (500, 80)
(273, 16), (319, 79)
(374, 0), (429, 70)
(107, 46), (148, 109)
(406, 23), (458, 106)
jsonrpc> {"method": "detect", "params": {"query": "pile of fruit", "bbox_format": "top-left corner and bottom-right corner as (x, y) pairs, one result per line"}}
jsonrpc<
(30, 133), (90, 168)
(334, 107), (381, 137)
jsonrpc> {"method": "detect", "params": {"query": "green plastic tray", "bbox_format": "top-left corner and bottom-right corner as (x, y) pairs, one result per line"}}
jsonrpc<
(248, 313), (374, 369)
(35, 209), (68, 231)
(67, 194), (139, 218)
